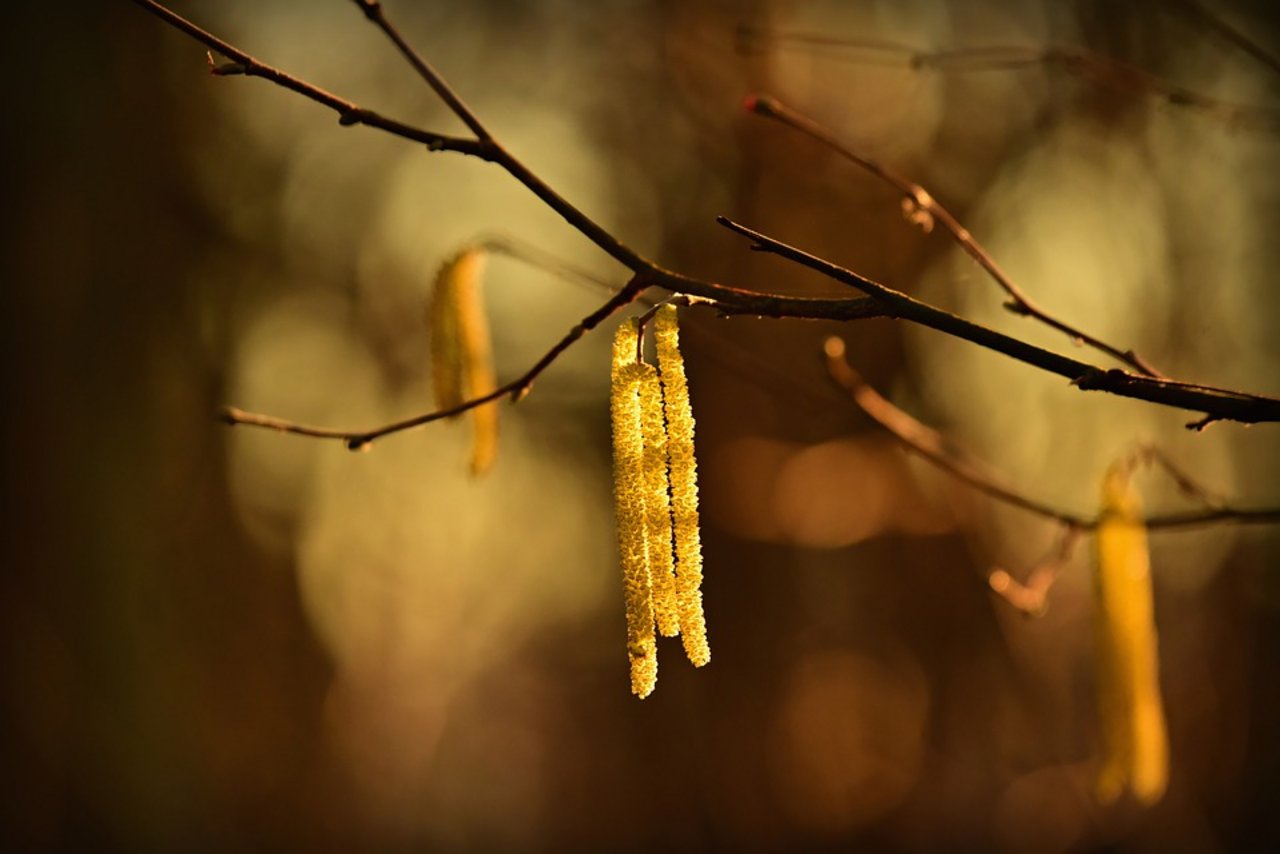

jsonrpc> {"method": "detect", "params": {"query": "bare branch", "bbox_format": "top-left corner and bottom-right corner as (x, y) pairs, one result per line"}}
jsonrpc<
(349, 0), (491, 140)
(724, 217), (1280, 426)
(1168, 0), (1280, 80)
(128, 0), (484, 156)
(988, 525), (1080, 617)
(745, 94), (1164, 377)
(823, 336), (1091, 526)
(736, 27), (1280, 132)
(133, 0), (1280, 441)
(823, 336), (1280, 531)
(223, 279), (649, 448)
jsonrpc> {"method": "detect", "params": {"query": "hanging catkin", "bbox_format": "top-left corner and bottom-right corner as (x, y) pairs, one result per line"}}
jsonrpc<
(1093, 461), (1167, 806)
(611, 319), (657, 698)
(654, 305), (710, 668)
(638, 361), (680, 638)
(429, 247), (498, 475)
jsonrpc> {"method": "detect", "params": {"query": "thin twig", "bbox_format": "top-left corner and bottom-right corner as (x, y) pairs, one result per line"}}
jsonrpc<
(736, 27), (1280, 131)
(129, 0), (484, 156)
(474, 234), (621, 297)
(745, 94), (1164, 377)
(988, 525), (1081, 616)
(224, 280), (649, 448)
(350, 0), (491, 140)
(822, 336), (1280, 531)
(823, 336), (1091, 525)
(722, 217), (1280, 425)
(1168, 0), (1280, 81)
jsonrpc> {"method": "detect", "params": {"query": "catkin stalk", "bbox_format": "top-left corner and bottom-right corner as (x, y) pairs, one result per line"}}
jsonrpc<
(638, 361), (680, 637)
(429, 248), (498, 475)
(654, 305), (710, 667)
(1093, 461), (1167, 806)
(611, 320), (657, 698)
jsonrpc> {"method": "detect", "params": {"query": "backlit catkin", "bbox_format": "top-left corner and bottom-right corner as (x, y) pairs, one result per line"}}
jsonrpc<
(429, 248), (498, 475)
(611, 319), (657, 698)
(638, 361), (680, 638)
(1093, 461), (1167, 806)
(654, 305), (710, 667)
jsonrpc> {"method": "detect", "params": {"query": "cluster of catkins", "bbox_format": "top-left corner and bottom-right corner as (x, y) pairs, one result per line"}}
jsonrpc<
(610, 306), (709, 698)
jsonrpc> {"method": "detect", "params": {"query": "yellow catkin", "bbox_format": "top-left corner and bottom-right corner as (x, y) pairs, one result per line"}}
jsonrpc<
(654, 305), (710, 667)
(429, 248), (498, 475)
(611, 320), (657, 698)
(1093, 461), (1168, 806)
(638, 361), (680, 637)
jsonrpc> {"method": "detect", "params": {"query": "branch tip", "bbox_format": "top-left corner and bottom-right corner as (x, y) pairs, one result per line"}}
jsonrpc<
(743, 93), (782, 118)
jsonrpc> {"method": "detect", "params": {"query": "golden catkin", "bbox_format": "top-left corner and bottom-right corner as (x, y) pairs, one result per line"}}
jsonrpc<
(638, 361), (679, 638)
(654, 305), (710, 667)
(429, 248), (498, 475)
(611, 320), (657, 698)
(1093, 461), (1167, 806)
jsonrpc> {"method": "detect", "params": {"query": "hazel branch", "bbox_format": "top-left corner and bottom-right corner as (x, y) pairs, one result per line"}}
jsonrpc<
(349, 0), (490, 140)
(822, 336), (1280, 531)
(128, 0), (484, 156)
(744, 94), (1163, 377)
(736, 28), (1280, 132)
(988, 525), (1081, 617)
(723, 217), (1280, 426)
(223, 279), (649, 448)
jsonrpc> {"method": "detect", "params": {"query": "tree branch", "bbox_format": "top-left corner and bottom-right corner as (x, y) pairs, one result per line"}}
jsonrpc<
(736, 27), (1280, 132)
(223, 279), (650, 448)
(723, 217), (1280, 426)
(133, 0), (1280, 442)
(128, 0), (484, 156)
(822, 336), (1280, 531)
(744, 94), (1164, 377)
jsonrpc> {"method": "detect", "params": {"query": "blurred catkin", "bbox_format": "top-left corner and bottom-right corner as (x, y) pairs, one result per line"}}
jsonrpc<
(1093, 460), (1168, 806)
(429, 248), (498, 475)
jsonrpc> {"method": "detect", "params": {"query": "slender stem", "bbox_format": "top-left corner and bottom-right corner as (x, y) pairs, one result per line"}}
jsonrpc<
(224, 280), (649, 447)
(745, 94), (1163, 377)
(736, 28), (1280, 131)
(823, 336), (1092, 526)
(988, 525), (1080, 616)
(823, 336), (1280, 531)
(350, 0), (492, 140)
(128, 0), (484, 156)
(723, 216), (1280, 425)
(1169, 0), (1280, 80)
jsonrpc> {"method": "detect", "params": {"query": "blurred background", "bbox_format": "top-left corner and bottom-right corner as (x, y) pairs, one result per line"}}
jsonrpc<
(3, 0), (1279, 850)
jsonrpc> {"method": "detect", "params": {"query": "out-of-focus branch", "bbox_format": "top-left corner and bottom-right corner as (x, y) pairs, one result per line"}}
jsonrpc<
(988, 526), (1081, 617)
(744, 94), (1163, 377)
(723, 217), (1280, 426)
(1168, 0), (1280, 80)
(736, 27), (1280, 132)
(822, 336), (1280, 531)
